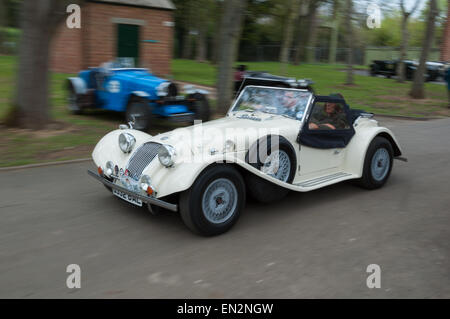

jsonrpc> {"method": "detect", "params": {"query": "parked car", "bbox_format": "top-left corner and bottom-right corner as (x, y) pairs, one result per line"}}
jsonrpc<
(370, 59), (442, 81)
(88, 86), (406, 236)
(234, 64), (314, 95)
(67, 61), (210, 131)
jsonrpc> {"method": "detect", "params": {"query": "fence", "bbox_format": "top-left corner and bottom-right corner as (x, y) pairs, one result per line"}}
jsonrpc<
(238, 44), (442, 66)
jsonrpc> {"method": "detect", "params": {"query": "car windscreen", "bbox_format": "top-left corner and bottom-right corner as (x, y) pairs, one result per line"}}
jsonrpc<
(231, 87), (311, 121)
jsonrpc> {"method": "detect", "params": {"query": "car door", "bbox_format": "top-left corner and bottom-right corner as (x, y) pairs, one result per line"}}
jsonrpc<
(296, 96), (355, 177)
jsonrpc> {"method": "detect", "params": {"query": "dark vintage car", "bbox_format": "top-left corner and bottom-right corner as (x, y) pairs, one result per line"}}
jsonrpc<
(234, 64), (314, 96)
(369, 60), (443, 81)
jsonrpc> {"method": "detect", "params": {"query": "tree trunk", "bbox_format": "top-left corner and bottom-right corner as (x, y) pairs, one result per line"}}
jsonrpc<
(195, 28), (207, 62)
(305, 1), (318, 63)
(328, 0), (340, 64)
(410, 0), (438, 99)
(11, 1), (54, 129)
(0, 0), (5, 54)
(279, 0), (301, 66)
(216, 0), (247, 115)
(345, 0), (354, 85)
(8, 0), (84, 129)
(182, 29), (192, 59)
(397, 16), (409, 83)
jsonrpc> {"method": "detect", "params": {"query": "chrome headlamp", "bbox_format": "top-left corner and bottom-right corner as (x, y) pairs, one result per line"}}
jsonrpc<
(156, 82), (170, 97)
(158, 144), (176, 167)
(118, 133), (136, 153)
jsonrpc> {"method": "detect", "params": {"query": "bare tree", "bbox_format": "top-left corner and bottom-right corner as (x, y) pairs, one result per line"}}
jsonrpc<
(328, 0), (340, 64)
(397, 0), (421, 82)
(410, 0), (438, 99)
(216, 0), (248, 114)
(279, 0), (302, 68)
(345, 0), (354, 85)
(0, 0), (5, 54)
(195, 0), (213, 62)
(8, 0), (84, 129)
(293, 0), (319, 65)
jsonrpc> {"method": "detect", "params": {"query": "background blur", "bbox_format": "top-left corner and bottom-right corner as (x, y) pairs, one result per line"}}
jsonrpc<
(0, 0), (448, 168)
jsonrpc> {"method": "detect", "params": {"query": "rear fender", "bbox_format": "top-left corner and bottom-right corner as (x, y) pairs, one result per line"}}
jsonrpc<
(344, 123), (403, 176)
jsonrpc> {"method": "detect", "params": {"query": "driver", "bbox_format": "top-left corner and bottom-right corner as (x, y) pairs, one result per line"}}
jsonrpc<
(309, 94), (347, 130)
(281, 91), (299, 117)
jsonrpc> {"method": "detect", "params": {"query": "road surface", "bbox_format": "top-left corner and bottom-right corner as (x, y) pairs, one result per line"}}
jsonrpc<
(1, 117), (449, 298)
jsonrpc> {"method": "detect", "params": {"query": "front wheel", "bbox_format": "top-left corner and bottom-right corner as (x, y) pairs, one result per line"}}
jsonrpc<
(356, 137), (394, 189)
(125, 97), (152, 131)
(179, 165), (245, 236)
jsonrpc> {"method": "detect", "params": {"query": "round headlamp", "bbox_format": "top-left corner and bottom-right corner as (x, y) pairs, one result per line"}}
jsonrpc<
(119, 133), (136, 153)
(156, 82), (170, 97)
(158, 144), (176, 167)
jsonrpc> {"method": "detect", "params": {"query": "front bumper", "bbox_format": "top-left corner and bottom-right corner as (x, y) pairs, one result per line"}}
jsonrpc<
(87, 170), (178, 212)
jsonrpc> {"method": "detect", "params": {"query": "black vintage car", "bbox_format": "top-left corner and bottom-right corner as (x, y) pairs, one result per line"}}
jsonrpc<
(234, 65), (314, 96)
(370, 60), (443, 82)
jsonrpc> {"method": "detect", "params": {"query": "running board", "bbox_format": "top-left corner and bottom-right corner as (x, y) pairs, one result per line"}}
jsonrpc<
(295, 172), (354, 188)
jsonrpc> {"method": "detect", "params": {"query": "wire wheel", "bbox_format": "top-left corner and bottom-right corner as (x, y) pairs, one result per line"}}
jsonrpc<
(261, 150), (291, 182)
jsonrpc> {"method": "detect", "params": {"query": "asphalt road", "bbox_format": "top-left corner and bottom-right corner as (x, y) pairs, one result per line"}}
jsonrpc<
(1, 117), (449, 298)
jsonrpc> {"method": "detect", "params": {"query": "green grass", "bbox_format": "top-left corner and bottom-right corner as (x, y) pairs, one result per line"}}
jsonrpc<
(172, 59), (449, 118)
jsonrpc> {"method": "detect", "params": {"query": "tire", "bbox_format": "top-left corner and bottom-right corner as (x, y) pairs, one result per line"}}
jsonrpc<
(245, 136), (296, 203)
(189, 93), (210, 123)
(356, 136), (394, 190)
(67, 85), (82, 115)
(125, 97), (152, 131)
(179, 165), (246, 236)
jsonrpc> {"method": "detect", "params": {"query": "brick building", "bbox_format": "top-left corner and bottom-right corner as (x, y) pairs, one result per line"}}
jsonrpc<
(441, 3), (450, 62)
(50, 0), (175, 76)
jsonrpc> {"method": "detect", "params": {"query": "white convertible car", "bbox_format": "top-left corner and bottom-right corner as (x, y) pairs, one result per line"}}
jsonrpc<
(88, 86), (406, 236)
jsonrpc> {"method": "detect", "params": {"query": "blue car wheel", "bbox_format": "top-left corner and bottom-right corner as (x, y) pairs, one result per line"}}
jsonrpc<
(126, 97), (152, 131)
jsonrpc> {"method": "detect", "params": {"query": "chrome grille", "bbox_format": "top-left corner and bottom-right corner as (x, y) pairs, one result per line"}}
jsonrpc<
(126, 142), (161, 180)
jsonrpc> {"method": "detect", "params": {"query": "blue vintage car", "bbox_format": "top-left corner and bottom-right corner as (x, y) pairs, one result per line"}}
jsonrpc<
(67, 61), (210, 131)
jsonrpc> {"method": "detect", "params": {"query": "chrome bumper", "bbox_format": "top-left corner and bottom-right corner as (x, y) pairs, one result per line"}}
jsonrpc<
(87, 170), (178, 212)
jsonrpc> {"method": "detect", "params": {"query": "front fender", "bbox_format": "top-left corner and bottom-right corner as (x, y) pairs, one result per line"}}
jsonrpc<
(344, 122), (403, 176)
(68, 77), (87, 94)
(141, 151), (246, 198)
(92, 129), (153, 170)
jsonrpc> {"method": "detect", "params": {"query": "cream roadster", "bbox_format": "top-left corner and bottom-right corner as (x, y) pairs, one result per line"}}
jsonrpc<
(88, 86), (406, 236)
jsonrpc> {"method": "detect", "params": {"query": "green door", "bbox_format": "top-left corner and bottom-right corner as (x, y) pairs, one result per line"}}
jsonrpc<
(117, 24), (140, 66)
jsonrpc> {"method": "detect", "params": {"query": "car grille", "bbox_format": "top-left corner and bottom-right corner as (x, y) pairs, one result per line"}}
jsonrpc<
(126, 142), (161, 180)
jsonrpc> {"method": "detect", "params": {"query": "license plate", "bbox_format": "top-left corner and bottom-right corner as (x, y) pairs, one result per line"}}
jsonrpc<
(113, 189), (143, 207)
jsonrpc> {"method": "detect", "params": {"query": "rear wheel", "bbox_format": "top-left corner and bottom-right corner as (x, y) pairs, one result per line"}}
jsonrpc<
(179, 165), (245, 236)
(189, 93), (210, 123)
(67, 85), (82, 114)
(356, 137), (393, 189)
(125, 97), (152, 131)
